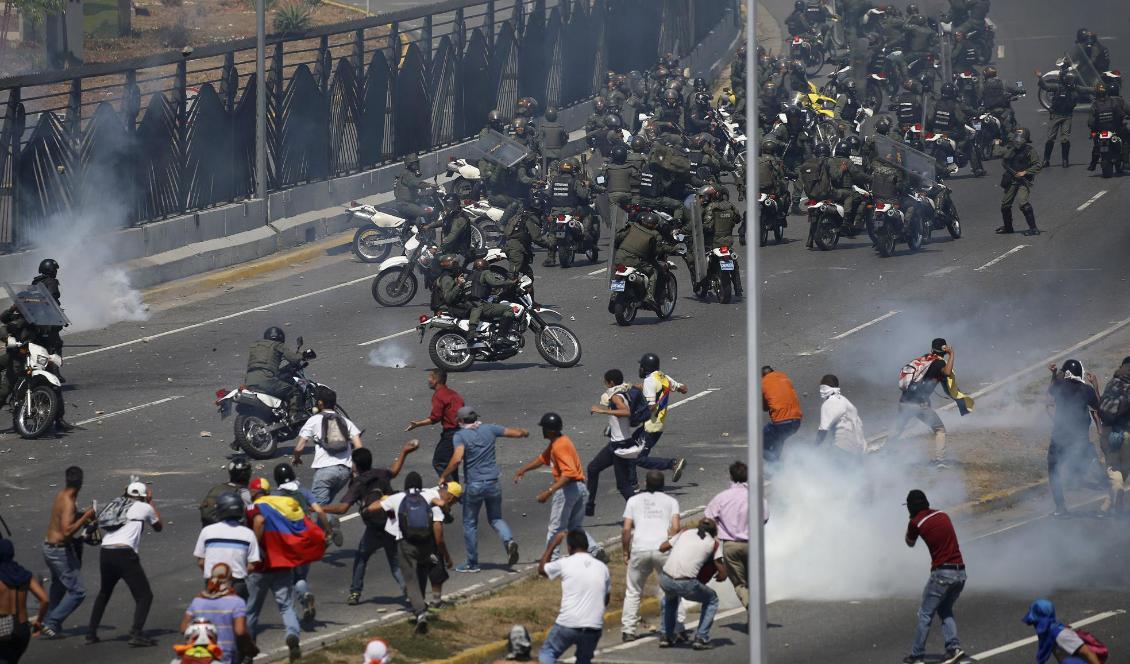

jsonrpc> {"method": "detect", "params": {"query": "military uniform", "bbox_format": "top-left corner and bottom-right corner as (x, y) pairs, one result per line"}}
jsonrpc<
(549, 172), (595, 240)
(703, 198), (744, 298)
(929, 97), (984, 175)
(1045, 75), (1078, 166)
(980, 78), (1022, 137)
(503, 208), (551, 277)
(999, 139), (1042, 233)
(245, 340), (304, 417)
(826, 155), (870, 231)
(1088, 95), (1128, 171)
(601, 160), (639, 208)
(539, 120), (568, 173)
(437, 210), (473, 261)
(467, 268), (517, 337)
(612, 222), (675, 305)
(393, 167), (430, 222)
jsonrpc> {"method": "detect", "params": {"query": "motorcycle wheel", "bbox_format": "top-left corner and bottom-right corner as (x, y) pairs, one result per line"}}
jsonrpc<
(657, 275), (678, 319)
(428, 332), (475, 372)
(586, 242), (599, 263)
(1037, 87), (1053, 112)
(234, 413), (278, 459)
(1102, 158), (1113, 179)
(774, 223), (785, 244)
(451, 177), (476, 199)
(470, 224), (485, 252)
(759, 223), (769, 247)
(352, 224), (397, 263)
(875, 222), (896, 258)
(813, 218), (840, 251)
(559, 242), (576, 268)
(372, 268), (418, 307)
(804, 47), (824, 76)
(13, 383), (59, 439)
(716, 272), (733, 305)
(947, 217), (962, 239)
(613, 298), (637, 326)
(536, 324), (582, 368)
(906, 216), (924, 252)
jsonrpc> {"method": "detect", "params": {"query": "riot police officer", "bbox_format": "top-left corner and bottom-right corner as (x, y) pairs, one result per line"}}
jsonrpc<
(467, 259), (519, 344)
(1044, 63), (1078, 168)
(245, 327), (305, 422)
(549, 160), (595, 243)
(503, 191), (553, 278)
(686, 92), (715, 136)
(998, 127), (1042, 236)
(612, 211), (678, 309)
(892, 79), (925, 133)
(33, 258), (61, 303)
(601, 144), (639, 209)
(700, 185), (743, 298)
(431, 192), (474, 262)
(393, 154), (431, 223)
(655, 88), (684, 125)
(1088, 83), (1127, 172)
(980, 66), (1022, 138)
(861, 115), (895, 167)
(929, 83), (985, 176)
(539, 107), (567, 173)
(798, 143), (834, 248)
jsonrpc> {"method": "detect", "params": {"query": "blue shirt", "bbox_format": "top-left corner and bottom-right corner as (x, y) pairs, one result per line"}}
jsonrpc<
(453, 423), (507, 483)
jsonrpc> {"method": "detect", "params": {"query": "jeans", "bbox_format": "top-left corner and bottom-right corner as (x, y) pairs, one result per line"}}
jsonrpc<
(622, 550), (686, 635)
(350, 525), (404, 595)
(246, 569), (300, 639)
(87, 547), (153, 636)
(42, 542), (86, 632)
(909, 568), (966, 657)
(545, 481), (600, 556)
(763, 419), (801, 462)
(628, 429), (676, 487)
(398, 538), (436, 615)
(721, 540), (750, 608)
(432, 429), (459, 482)
(538, 624), (602, 664)
(659, 571), (720, 642)
(310, 463), (352, 505)
(1048, 436), (1103, 511)
(585, 442), (636, 509)
(463, 479), (514, 566)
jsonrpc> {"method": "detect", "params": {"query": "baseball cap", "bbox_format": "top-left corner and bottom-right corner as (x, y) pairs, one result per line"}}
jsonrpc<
(363, 638), (391, 664)
(126, 481), (147, 498)
(249, 477), (271, 493)
(456, 406), (478, 422)
(444, 481), (463, 499)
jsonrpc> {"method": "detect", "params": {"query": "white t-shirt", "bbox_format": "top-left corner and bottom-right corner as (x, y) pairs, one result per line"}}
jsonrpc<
(193, 521), (261, 579)
(381, 489), (444, 540)
(607, 391), (634, 443)
(299, 412), (361, 469)
(818, 387), (868, 454)
(662, 530), (722, 580)
(1054, 628), (1086, 658)
(623, 492), (679, 554)
(543, 552), (610, 630)
(101, 501), (158, 553)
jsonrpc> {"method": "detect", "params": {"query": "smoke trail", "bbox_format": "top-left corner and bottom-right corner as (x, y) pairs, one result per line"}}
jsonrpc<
(368, 344), (412, 369)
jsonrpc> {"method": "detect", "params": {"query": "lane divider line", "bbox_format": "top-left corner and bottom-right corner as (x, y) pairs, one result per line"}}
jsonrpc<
(358, 328), (417, 346)
(971, 610), (1125, 660)
(1076, 189), (1107, 211)
(69, 275), (375, 360)
(73, 396), (184, 426)
(974, 245), (1027, 272)
(829, 310), (900, 341)
(586, 267), (607, 276)
(996, 44), (1005, 59)
(667, 389), (717, 410)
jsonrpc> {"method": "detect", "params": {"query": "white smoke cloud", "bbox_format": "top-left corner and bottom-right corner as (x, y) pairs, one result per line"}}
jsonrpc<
(368, 344), (412, 369)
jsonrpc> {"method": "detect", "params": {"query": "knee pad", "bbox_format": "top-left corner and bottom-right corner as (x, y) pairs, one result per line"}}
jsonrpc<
(1019, 203), (1034, 214)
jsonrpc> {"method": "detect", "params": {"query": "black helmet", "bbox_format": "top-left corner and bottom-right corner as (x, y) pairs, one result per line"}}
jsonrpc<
(906, 2), (919, 15)
(832, 140), (851, 158)
(697, 184), (719, 200)
(663, 88), (681, 107)
(215, 492), (246, 522)
(694, 91), (710, 108)
(604, 113), (623, 129)
(983, 65), (997, 79)
(761, 138), (781, 155)
(610, 143), (628, 163)
(794, 0), (804, 9)
(528, 189), (549, 211)
(512, 117), (529, 135)
(538, 412), (563, 432)
(442, 191), (462, 211)
(38, 258), (59, 278)
(544, 107), (558, 122)
(638, 210), (659, 229)
(875, 115), (893, 134)
(814, 143), (831, 158)
(273, 462), (297, 486)
(228, 456), (252, 483)
(487, 109), (505, 130)
(940, 83), (956, 99)
(437, 254), (462, 271)
(593, 97), (607, 113)
(630, 135), (650, 152)
(908, 13), (925, 26)
(639, 352), (661, 373)
(693, 77), (707, 92)
(1076, 28), (1089, 44)
(263, 326), (285, 342)
(841, 134), (861, 153)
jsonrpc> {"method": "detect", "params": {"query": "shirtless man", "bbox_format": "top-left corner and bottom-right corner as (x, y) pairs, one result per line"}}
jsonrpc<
(40, 465), (94, 638)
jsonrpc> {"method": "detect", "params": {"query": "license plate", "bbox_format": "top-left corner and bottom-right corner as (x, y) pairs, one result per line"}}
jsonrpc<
(720, 261), (735, 271)
(973, 122), (981, 130)
(555, 231), (566, 237)
(946, 156), (954, 164)
(610, 280), (626, 292)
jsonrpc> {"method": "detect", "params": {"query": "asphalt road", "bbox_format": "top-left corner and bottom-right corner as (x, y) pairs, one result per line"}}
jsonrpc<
(1, 0), (1129, 663)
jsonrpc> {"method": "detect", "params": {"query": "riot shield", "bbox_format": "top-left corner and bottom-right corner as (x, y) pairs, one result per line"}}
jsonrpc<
(607, 203), (628, 282)
(470, 129), (533, 168)
(940, 37), (952, 84)
(3, 282), (69, 327)
(1068, 44), (1101, 88)
(688, 197), (707, 285)
(872, 135), (936, 185)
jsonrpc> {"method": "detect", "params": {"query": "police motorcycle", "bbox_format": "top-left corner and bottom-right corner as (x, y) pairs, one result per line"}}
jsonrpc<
(703, 244), (740, 304)
(805, 185), (869, 251)
(549, 209), (599, 268)
(790, 30), (826, 76)
(347, 190), (440, 263)
(905, 123), (968, 178)
(1, 283), (67, 439)
(954, 69), (980, 108)
(446, 157), (484, 198)
(215, 338), (344, 459)
(975, 84), (1026, 160)
(867, 194), (924, 258)
(758, 193), (787, 246)
(607, 209), (683, 326)
(416, 274), (582, 372)
(909, 183), (962, 242)
(370, 224), (440, 307)
(1094, 129), (1124, 179)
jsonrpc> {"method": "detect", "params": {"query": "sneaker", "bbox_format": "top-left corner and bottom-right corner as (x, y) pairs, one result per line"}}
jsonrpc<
(592, 547), (609, 564)
(454, 563), (482, 573)
(944, 647), (966, 663)
(428, 597), (450, 610)
(506, 540), (520, 566)
(672, 457), (687, 483)
(931, 460), (950, 470)
(347, 592), (361, 606)
(127, 634), (157, 648)
(300, 592), (316, 624)
(584, 503), (595, 517)
(902, 656), (925, 664)
(84, 634), (100, 645)
(286, 633), (301, 662)
(675, 630), (692, 644)
(657, 637), (674, 648)
(38, 626), (61, 640)
(1052, 509), (1070, 518)
(622, 632), (640, 642)
(692, 638), (714, 651)
(414, 613), (429, 635)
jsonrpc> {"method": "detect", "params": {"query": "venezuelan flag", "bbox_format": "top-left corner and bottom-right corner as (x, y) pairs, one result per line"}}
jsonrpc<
(253, 495), (325, 569)
(943, 374), (975, 416)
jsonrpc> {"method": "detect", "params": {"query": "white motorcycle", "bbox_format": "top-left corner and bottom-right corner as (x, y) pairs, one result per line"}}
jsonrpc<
(416, 275), (581, 372)
(370, 225), (438, 307)
(6, 337), (63, 439)
(347, 191), (439, 263)
(447, 157), (483, 199)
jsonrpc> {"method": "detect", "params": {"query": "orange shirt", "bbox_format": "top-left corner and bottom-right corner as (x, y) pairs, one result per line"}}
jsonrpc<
(538, 435), (586, 482)
(762, 371), (803, 423)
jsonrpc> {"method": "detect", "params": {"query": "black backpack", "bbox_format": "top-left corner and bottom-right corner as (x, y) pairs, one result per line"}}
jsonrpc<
(398, 491), (433, 543)
(359, 475), (391, 529)
(1099, 374), (1130, 427)
(625, 387), (652, 427)
(199, 483), (234, 526)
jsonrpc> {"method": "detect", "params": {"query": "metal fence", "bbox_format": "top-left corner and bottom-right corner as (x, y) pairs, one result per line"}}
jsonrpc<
(0, 0), (734, 248)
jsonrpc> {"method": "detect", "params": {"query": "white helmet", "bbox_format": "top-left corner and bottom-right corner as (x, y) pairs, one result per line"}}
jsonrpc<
(363, 638), (391, 663)
(185, 618), (217, 646)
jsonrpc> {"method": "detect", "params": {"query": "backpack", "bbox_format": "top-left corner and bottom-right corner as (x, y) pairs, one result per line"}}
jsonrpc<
(398, 491), (433, 543)
(320, 413), (351, 454)
(898, 354), (939, 392)
(359, 475), (391, 529)
(199, 483), (234, 526)
(649, 143), (692, 174)
(798, 159), (832, 199)
(1073, 628), (1109, 663)
(625, 387), (652, 427)
(1098, 374), (1130, 427)
(97, 496), (135, 532)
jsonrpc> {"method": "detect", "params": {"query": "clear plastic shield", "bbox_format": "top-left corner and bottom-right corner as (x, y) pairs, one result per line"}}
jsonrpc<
(470, 129), (533, 168)
(607, 204), (628, 282)
(4, 283), (69, 327)
(1068, 44), (1102, 88)
(940, 37), (952, 83)
(872, 134), (936, 185)
(688, 199), (707, 284)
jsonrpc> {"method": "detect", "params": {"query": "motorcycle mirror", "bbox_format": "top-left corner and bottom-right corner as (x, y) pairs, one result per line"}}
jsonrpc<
(296, 336), (304, 348)
(303, 348), (317, 360)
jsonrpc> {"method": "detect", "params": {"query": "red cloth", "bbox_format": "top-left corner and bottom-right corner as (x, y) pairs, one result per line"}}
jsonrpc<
(907, 509), (964, 570)
(430, 384), (464, 431)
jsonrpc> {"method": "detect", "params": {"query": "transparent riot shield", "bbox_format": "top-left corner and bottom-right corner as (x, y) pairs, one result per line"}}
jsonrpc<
(3, 282), (69, 327)
(872, 134), (937, 185)
(471, 129), (533, 169)
(607, 203), (628, 282)
(688, 197), (707, 284)
(1068, 44), (1102, 88)
(940, 37), (952, 85)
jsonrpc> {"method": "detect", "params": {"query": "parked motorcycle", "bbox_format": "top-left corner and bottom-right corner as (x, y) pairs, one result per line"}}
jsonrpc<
(215, 341), (337, 459)
(790, 32), (826, 76)
(868, 197), (924, 257)
(608, 252), (681, 326)
(416, 276), (581, 372)
(1093, 130), (1124, 178)
(5, 338), (63, 439)
(703, 245), (740, 304)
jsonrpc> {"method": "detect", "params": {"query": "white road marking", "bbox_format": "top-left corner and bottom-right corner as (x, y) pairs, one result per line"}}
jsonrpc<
(70, 274), (375, 360)
(357, 328), (417, 346)
(924, 265), (962, 277)
(587, 267), (607, 276)
(667, 389), (717, 410)
(974, 245), (1027, 272)
(828, 310), (899, 341)
(971, 610), (1125, 660)
(73, 396), (184, 426)
(968, 496), (1103, 542)
(996, 44), (1005, 59)
(1076, 189), (1107, 211)
(572, 607), (746, 660)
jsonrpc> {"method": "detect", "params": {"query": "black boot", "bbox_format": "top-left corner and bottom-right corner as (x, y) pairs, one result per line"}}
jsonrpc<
(1061, 142), (1070, 168)
(1021, 205), (1040, 236)
(995, 208), (1015, 234)
(731, 266), (744, 297)
(1042, 141), (1053, 168)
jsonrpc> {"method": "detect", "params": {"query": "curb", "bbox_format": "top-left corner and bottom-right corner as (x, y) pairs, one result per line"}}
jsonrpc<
(949, 479), (1049, 516)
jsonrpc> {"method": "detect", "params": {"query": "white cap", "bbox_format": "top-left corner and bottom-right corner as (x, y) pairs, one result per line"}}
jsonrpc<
(363, 638), (390, 664)
(126, 482), (147, 498)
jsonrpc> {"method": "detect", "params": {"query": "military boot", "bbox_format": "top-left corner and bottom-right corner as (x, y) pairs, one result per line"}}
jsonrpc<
(995, 208), (1015, 234)
(1042, 141), (1053, 168)
(542, 250), (558, 267)
(1061, 142), (1070, 168)
(1020, 205), (1040, 236)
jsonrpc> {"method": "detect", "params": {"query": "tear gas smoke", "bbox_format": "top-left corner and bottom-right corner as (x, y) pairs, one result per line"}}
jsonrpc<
(368, 344), (411, 369)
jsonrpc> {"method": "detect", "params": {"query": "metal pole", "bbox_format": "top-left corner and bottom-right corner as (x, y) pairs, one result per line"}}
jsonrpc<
(745, 0), (766, 663)
(256, 0), (268, 220)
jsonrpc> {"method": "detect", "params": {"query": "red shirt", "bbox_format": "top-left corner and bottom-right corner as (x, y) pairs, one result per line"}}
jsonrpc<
(907, 509), (964, 570)
(430, 384), (464, 431)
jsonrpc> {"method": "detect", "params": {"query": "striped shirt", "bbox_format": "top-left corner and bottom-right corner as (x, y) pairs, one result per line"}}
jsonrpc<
(193, 521), (261, 579)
